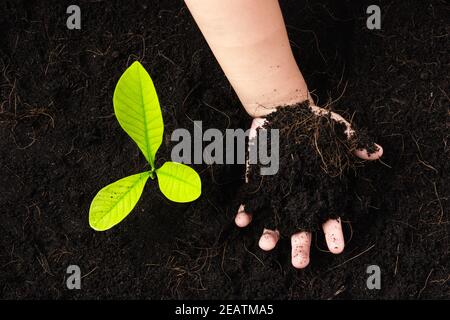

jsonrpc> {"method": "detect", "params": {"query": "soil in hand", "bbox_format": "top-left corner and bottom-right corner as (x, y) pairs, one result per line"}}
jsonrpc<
(241, 101), (378, 235)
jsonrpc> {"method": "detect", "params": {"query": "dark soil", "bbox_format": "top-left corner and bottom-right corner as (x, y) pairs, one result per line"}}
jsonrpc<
(241, 101), (377, 235)
(1, 0), (449, 299)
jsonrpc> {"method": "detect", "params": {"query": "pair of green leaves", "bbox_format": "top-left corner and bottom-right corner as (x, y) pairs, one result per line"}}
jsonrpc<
(89, 61), (201, 231)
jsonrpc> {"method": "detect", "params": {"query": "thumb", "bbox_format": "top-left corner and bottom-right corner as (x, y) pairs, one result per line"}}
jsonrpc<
(309, 105), (383, 161)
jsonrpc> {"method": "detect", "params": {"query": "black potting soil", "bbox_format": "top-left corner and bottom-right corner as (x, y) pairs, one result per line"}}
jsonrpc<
(0, 0), (448, 299)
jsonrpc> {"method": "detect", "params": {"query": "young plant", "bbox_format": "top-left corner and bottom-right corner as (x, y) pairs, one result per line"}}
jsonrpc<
(89, 61), (201, 231)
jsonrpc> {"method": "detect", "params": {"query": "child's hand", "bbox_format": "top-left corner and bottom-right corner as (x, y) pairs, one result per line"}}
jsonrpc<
(235, 104), (383, 269)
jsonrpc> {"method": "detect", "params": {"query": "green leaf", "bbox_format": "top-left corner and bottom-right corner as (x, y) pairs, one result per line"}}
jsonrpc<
(155, 162), (201, 203)
(89, 172), (151, 231)
(113, 61), (163, 169)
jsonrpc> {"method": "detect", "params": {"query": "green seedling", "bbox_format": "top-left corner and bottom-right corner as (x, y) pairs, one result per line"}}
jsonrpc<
(89, 61), (201, 231)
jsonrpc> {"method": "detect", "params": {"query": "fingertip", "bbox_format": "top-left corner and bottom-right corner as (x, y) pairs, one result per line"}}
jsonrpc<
(328, 241), (345, 254)
(292, 255), (310, 269)
(291, 232), (311, 269)
(322, 218), (345, 254)
(235, 212), (252, 227)
(259, 237), (277, 251)
(333, 246), (345, 254)
(258, 229), (279, 251)
(374, 143), (384, 158)
(354, 143), (383, 160)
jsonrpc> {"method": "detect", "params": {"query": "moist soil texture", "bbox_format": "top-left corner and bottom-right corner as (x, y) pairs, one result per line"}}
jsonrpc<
(241, 101), (377, 235)
(0, 0), (449, 299)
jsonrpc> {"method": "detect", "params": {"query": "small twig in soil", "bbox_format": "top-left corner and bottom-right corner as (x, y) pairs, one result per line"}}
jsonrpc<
(248, 176), (264, 194)
(416, 156), (439, 173)
(377, 158), (392, 169)
(2, 165), (24, 186)
(81, 267), (98, 279)
(221, 243), (231, 282)
(157, 50), (179, 68)
(11, 129), (36, 150)
(35, 246), (53, 276)
(418, 269), (434, 298)
(394, 243), (400, 276)
(182, 83), (200, 110)
(328, 285), (346, 300)
(390, 219), (418, 230)
(202, 100), (231, 129)
(432, 182), (445, 223)
(243, 242), (265, 267)
(326, 80), (348, 107)
(430, 274), (450, 285)
(285, 26), (326, 64)
(327, 244), (376, 272)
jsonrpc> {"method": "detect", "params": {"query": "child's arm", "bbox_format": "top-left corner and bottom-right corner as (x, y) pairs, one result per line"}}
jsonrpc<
(185, 0), (312, 118)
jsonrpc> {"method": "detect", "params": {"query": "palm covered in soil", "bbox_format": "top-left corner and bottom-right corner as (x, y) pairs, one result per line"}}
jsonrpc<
(235, 103), (383, 269)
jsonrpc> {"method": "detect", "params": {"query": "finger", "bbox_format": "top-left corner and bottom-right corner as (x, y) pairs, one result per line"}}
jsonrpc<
(322, 218), (345, 254)
(354, 143), (383, 160)
(291, 231), (311, 269)
(235, 204), (252, 227)
(258, 228), (280, 251)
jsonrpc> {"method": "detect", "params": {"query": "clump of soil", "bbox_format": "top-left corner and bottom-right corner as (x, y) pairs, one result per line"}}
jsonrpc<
(240, 101), (377, 235)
